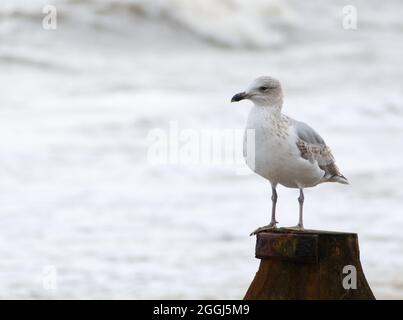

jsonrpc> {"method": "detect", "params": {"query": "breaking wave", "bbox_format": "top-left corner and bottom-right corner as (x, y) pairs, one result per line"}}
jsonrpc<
(1, 0), (297, 48)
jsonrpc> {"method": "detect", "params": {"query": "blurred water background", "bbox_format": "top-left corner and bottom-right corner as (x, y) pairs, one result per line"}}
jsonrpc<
(0, 0), (403, 299)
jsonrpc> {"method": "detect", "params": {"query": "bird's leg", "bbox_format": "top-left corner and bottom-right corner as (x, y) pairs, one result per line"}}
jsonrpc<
(288, 188), (305, 230)
(297, 188), (304, 228)
(270, 186), (278, 226)
(250, 186), (278, 236)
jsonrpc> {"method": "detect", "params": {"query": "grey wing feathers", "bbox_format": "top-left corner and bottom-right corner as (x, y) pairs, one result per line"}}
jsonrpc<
(292, 119), (346, 181)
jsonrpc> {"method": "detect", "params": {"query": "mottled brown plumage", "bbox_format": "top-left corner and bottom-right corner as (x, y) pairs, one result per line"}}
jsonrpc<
(296, 139), (343, 180)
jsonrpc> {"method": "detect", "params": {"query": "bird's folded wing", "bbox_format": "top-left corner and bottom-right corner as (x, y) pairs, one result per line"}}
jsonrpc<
(292, 119), (341, 178)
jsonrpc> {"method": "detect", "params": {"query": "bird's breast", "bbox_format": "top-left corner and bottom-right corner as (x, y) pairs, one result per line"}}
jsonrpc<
(245, 115), (294, 172)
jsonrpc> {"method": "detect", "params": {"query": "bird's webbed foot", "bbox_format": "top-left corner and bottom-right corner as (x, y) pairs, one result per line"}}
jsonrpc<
(285, 224), (304, 231)
(250, 221), (278, 236)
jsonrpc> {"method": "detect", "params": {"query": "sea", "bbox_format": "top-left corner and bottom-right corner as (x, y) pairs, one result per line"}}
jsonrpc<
(0, 0), (403, 299)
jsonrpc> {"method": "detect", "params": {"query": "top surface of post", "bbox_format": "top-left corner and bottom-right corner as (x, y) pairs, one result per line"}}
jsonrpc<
(263, 228), (357, 236)
(254, 228), (358, 263)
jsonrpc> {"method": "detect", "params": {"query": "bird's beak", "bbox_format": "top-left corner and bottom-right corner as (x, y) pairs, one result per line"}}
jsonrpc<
(231, 92), (248, 103)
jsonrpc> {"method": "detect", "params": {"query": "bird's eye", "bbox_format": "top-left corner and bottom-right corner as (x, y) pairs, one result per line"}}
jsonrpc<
(259, 86), (268, 91)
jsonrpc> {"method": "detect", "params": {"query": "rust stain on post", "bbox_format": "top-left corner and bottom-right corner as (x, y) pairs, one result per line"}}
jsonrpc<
(256, 233), (318, 263)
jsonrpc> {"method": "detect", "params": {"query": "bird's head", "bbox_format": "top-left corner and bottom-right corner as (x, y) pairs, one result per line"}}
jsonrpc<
(231, 76), (283, 107)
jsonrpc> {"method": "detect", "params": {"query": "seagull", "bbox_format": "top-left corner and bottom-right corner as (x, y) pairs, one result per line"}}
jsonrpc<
(231, 76), (348, 235)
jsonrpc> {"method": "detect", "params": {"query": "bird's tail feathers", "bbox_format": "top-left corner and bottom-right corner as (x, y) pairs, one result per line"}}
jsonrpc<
(329, 174), (349, 185)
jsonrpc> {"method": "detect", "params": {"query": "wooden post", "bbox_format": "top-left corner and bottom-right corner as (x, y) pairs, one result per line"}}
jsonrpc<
(244, 228), (375, 300)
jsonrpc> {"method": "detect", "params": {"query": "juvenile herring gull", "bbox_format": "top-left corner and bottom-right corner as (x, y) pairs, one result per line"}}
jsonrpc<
(231, 76), (348, 235)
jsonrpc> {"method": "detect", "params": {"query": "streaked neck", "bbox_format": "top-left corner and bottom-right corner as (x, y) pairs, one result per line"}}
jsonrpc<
(254, 103), (282, 116)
